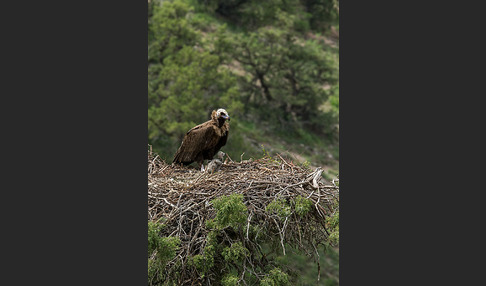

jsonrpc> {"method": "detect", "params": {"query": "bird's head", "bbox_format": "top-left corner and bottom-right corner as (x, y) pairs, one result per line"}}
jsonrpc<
(215, 108), (230, 121)
(216, 151), (225, 160)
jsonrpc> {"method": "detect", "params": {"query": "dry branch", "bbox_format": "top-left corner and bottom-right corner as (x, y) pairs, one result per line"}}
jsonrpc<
(148, 145), (339, 285)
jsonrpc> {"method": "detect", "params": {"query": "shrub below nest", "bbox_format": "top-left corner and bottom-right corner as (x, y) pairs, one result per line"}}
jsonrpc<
(148, 145), (339, 285)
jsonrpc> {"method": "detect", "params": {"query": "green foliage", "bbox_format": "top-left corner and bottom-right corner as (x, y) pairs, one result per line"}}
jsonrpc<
(275, 245), (339, 285)
(148, 46), (238, 136)
(329, 84), (339, 114)
(301, 0), (339, 31)
(195, 0), (312, 32)
(260, 268), (291, 286)
(190, 243), (216, 276)
(325, 209), (339, 246)
(222, 242), (250, 263)
(266, 198), (291, 219)
(222, 274), (240, 286)
(148, 222), (180, 264)
(294, 195), (313, 216)
(260, 145), (272, 159)
(148, 0), (339, 168)
(148, 0), (244, 161)
(266, 196), (312, 218)
(207, 193), (248, 230)
(217, 10), (338, 136)
(191, 194), (249, 282)
(148, 0), (198, 62)
(148, 221), (181, 284)
(148, 221), (162, 257)
(301, 160), (311, 170)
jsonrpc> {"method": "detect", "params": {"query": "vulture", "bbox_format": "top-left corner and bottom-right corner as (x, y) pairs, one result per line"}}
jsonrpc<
(206, 151), (225, 174)
(173, 108), (230, 171)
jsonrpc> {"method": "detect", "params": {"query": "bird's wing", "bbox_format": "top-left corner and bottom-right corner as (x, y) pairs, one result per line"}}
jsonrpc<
(173, 123), (219, 163)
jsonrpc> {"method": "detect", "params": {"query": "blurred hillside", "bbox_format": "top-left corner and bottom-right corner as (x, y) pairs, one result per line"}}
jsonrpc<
(148, 0), (339, 180)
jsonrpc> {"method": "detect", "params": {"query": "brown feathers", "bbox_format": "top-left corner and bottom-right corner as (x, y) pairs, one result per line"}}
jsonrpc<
(173, 109), (230, 170)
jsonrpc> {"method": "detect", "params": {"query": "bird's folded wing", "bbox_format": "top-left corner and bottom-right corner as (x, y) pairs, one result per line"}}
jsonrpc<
(174, 124), (219, 162)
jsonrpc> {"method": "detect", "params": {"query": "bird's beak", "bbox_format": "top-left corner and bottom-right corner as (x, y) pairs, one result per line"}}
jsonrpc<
(222, 115), (230, 121)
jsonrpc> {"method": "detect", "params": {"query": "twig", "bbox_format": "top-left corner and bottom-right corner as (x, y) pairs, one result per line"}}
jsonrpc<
(148, 147), (339, 285)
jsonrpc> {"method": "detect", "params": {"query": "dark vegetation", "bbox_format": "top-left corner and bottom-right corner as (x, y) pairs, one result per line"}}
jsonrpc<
(147, 0), (339, 284)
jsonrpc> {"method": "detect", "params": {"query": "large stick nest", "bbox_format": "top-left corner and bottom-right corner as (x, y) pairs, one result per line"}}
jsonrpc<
(148, 145), (339, 284)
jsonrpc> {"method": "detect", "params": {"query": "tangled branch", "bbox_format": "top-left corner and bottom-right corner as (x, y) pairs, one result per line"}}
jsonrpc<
(148, 146), (339, 285)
